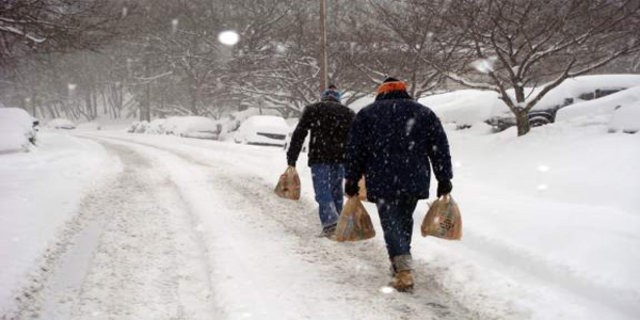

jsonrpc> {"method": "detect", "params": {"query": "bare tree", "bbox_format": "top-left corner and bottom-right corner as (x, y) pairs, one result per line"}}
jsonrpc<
(343, 0), (453, 98)
(0, 0), (128, 63)
(426, 0), (640, 136)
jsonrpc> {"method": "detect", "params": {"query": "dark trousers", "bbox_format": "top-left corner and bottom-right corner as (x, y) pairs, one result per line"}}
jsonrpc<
(376, 196), (419, 259)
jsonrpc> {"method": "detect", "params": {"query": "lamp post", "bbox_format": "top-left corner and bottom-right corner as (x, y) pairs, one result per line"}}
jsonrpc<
(319, 0), (328, 92)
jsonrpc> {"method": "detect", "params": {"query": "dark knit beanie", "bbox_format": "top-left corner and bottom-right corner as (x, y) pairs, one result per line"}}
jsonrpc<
(321, 89), (341, 102)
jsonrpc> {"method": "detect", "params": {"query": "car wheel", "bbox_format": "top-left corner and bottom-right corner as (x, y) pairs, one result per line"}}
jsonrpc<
(528, 115), (552, 127)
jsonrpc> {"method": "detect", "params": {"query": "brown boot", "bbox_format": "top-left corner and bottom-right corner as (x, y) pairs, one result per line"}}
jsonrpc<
(389, 254), (414, 292)
(390, 270), (414, 292)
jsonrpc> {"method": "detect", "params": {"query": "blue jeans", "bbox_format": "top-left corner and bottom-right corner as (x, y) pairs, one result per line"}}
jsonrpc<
(376, 197), (419, 259)
(311, 164), (345, 228)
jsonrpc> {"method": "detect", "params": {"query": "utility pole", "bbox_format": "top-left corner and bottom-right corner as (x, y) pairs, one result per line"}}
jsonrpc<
(319, 0), (328, 92)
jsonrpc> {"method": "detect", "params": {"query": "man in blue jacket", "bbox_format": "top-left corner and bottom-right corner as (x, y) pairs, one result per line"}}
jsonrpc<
(344, 77), (453, 292)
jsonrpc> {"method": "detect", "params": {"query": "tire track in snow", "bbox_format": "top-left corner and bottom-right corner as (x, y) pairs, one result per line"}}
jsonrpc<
(5, 141), (220, 320)
(83, 134), (502, 320)
(68, 141), (220, 320)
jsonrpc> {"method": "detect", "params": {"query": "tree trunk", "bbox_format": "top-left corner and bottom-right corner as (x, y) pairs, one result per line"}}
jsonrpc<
(141, 83), (151, 121)
(515, 110), (530, 136)
(30, 93), (37, 118)
(85, 91), (93, 120)
(189, 82), (200, 115)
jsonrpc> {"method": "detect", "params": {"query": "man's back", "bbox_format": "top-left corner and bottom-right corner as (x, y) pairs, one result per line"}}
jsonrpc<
(346, 96), (452, 200)
(287, 100), (355, 166)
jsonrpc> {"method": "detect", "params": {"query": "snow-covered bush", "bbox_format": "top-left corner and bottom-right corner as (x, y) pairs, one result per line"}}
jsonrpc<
(146, 119), (166, 134)
(127, 121), (139, 133)
(134, 121), (149, 133)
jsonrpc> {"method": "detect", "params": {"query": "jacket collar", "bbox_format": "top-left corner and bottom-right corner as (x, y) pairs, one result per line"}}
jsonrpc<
(375, 90), (413, 101)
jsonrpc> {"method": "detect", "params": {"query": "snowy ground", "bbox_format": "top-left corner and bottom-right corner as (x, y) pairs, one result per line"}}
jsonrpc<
(1, 122), (639, 319)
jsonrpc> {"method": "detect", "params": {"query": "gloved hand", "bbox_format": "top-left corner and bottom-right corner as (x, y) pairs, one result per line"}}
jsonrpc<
(437, 180), (452, 197)
(344, 179), (360, 197)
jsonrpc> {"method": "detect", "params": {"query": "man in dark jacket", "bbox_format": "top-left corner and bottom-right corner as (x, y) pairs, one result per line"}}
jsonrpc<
(344, 77), (453, 292)
(287, 85), (356, 237)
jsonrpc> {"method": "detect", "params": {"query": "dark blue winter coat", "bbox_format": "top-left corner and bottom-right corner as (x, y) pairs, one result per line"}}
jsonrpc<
(345, 92), (453, 201)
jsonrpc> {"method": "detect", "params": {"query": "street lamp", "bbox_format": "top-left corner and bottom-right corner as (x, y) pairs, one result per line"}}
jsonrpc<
(319, 0), (328, 92)
(218, 30), (240, 46)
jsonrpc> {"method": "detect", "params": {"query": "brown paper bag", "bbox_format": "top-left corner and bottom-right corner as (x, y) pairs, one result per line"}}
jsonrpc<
(357, 177), (367, 201)
(334, 197), (376, 242)
(274, 166), (301, 200)
(421, 195), (462, 240)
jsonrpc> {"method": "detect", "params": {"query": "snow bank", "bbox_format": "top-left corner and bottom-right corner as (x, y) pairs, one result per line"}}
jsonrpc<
(440, 121), (640, 319)
(0, 133), (118, 314)
(75, 122), (102, 131)
(129, 116), (221, 139)
(240, 115), (287, 128)
(46, 118), (76, 130)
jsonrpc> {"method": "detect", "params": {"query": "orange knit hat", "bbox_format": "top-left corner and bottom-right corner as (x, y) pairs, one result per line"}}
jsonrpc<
(376, 77), (407, 95)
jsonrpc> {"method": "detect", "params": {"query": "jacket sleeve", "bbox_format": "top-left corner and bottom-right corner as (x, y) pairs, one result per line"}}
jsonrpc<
(286, 106), (312, 166)
(425, 112), (453, 182)
(344, 111), (367, 183)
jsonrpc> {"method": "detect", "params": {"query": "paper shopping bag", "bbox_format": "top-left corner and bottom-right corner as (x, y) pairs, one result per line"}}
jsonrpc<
(274, 166), (301, 200)
(421, 195), (462, 240)
(334, 197), (375, 242)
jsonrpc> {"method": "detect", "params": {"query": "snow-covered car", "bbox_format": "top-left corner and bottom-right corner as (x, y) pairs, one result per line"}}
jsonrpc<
(164, 116), (221, 139)
(608, 101), (639, 134)
(0, 107), (39, 153)
(76, 122), (102, 131)
(420, 89), (499, 129)
(486, 74), (640, 131)
(282, 131), (309, 153)
(47, 118), (76, 129)
(234, 115), (289, 146)
(555, 85), (640, 125)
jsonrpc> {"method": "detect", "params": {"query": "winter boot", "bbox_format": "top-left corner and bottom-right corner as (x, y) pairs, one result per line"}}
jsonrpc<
(319, 223), (337, 239)
(389, 254), (414, 292)
(390, 270), (414, 292)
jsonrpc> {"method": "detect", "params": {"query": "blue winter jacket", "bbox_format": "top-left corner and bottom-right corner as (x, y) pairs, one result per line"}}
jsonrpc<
(345, 92), (453, 201)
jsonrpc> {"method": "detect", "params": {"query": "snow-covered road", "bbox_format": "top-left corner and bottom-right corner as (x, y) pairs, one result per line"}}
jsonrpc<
(6, 133), (481, 319)
(2, 124), (639, 320)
